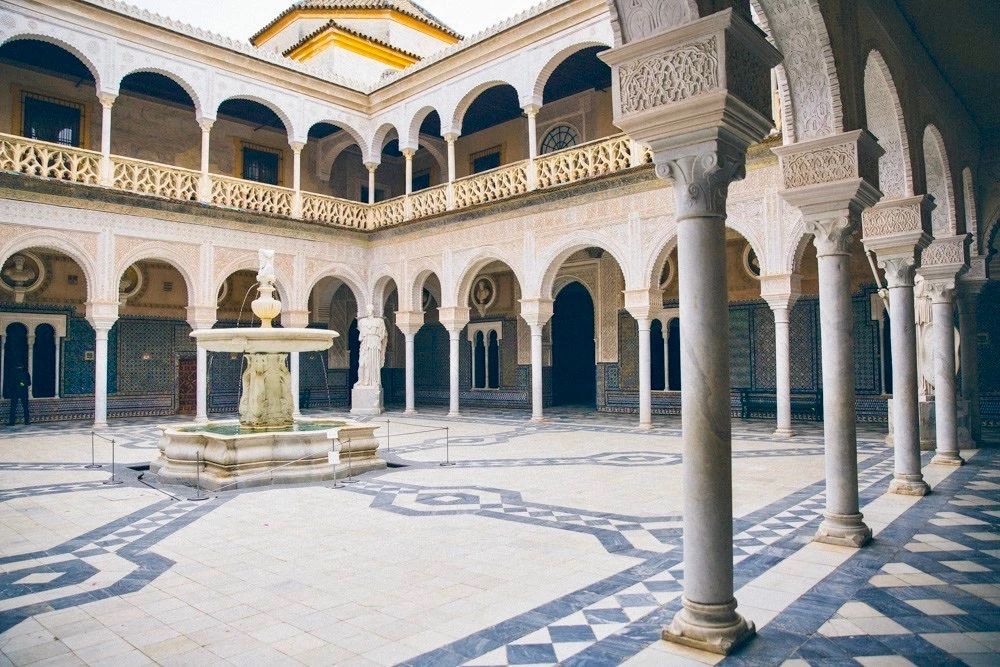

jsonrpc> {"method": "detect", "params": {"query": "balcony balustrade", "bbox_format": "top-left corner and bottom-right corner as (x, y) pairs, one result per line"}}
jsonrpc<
(0, 132), (649, 231)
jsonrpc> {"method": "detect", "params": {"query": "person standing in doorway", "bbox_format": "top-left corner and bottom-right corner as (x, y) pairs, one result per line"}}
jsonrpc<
(8, 364), (30, 426)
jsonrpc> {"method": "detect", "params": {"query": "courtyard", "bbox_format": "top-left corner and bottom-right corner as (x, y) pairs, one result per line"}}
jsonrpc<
(0, 411), (997, 666)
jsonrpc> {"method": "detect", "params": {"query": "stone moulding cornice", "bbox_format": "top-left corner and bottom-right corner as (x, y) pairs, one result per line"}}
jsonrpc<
(861, 194), (933, 259)
(917, 234), (970, 288)
(599, 9), (781, 159)
(959, 255), (988, 291)
(772, 130), (883, 192)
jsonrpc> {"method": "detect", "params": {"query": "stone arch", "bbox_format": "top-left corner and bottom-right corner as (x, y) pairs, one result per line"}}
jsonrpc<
(962, 167), (979, 252)
(316, 132), (366, 183)
(863, 50), (912, 198)
(451, 249), (525, 309)
(407, 266), (442, 312)
(449, 80), (521, 136)
(115, 244), (198, 309)
(215, 94), (297, 144)
(0, 31), (105, 92)
(749, 0), (843, 142)
(0, 232), (97, 301)
(643, 218), (768, 291)
(529, 40), (613, 102)
(368, 122), (399, 164)
(403, 105), (442, 149)
(305, 265), (368, 316)
(537, 232), (630, 300)
(922, 124), (956, 236)
(115, 67), (206, 120)
(214, 257), (291, 308)
(371, 272), (402, 315)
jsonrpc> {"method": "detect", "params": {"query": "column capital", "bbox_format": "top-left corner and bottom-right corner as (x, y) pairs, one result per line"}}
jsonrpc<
(599, 9), (781, 157)
(518, 298), (554, 329)
(917, 234), (970, 288)
(364, 161), (379, 173)
(958, 254), (988, 296)
(282, 309), (310, 329)
(186, 305), (217, 331)
(97, 92), (117, 109)
(443, 132), (459, 144)
(438, 306), (470, 333)
(880, 256), (918, 289)
(395, 310), (424, 336)
(862, 195), (933, 259)
(805, 215), (859, 257)
(86, 301), (119, 331)
(623, 288), (662, 321)
(290, 141), (305, 154)
(197, 117), (216, 133)
(658, 146), (746, 219)
(521, 102), (541, 117)
(759, 273), (801, 311)
(401, 148), (416, 159)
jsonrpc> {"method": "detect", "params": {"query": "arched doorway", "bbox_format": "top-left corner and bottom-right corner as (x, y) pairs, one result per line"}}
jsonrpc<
(552, 281), (595, 405)
(3, 323), (28, 400)
(32, 324), (56, 398)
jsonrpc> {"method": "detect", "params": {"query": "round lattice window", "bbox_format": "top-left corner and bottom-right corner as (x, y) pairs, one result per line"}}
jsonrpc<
(540, 125), (580, 154)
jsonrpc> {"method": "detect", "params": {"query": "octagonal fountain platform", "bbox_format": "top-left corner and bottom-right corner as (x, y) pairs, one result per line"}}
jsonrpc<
(149, 250), (385, 491)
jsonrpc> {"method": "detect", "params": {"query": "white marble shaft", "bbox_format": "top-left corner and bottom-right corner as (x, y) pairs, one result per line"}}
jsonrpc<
(637, 318), (652, 429)
(448, 330), (461, 417)
(196, 345), (208, 423)
(772, 307), (794, 437)
(957, 291), (981, 444)
(94, 328), (110, 427)
(404, 333), (416, 414)
(931, 297), (963, 465)
(884, 268), (928, 495)
(530, 324), (545, 421)
(810, 219), (872, 547)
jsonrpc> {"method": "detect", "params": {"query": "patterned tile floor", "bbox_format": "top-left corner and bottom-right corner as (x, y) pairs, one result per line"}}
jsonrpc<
(0, 408), (996, 666)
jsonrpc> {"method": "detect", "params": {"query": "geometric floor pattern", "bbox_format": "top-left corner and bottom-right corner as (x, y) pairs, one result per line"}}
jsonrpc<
(0, 409), (996, 666)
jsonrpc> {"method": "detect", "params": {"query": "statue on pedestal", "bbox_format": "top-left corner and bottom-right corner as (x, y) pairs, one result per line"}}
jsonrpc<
(352, 305), (387, 415)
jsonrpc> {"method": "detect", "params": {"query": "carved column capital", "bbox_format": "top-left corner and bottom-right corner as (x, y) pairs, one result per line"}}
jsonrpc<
(921, 279), (956, 305)
(364, 161), (379, 174)
(958, 255), (988, 295)
(290, 141), (305, 154)
(97, 92), (117, 110)
(759, 273), (802, 312)
(805, 216), (858, 257)
(86, 301), (119, 332)
(394, 310), (424, 336)
(623, 288), (663, 321)
(917, 234), (970, 287)
(518, 298), (553, 329)
(197, 118), (215, 133)
(658, 148), (745, 220)
(879, 256), (918, 289)
(437, 306), (470, 334)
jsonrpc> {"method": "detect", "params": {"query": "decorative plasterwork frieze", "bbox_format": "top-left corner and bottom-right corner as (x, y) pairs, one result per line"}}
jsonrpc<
(619, 37), (719, 114)
(773, 130), (882, 191)
(610, 0), (697, 44)
(861, 195), (932, 262)
(920, 235), (969, 269)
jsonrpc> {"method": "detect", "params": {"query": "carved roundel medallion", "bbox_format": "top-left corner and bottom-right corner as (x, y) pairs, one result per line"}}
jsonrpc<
(742, 243), (761, 280)
(471, 276), (496, 317)
(0, 252), (44, 294)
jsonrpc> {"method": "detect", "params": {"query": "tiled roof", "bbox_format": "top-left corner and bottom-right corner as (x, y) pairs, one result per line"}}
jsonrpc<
(251, 1), (462, 44)
(282, 19), (422, 61)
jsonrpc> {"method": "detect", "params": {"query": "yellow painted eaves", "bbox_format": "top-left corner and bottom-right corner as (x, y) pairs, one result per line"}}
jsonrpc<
(287, 26), (419, 69)
(253, 9), (459, 48)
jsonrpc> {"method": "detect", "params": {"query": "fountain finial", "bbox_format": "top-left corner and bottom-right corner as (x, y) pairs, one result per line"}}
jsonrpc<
(251, 249), (281, 327)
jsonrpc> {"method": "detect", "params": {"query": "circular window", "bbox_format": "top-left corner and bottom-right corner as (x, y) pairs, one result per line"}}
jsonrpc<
(743, 243), (761, 279)
(540, 125), (580, 154)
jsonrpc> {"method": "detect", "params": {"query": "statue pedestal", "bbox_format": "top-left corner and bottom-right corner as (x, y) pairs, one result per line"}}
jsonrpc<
(351, 385), (384, 416)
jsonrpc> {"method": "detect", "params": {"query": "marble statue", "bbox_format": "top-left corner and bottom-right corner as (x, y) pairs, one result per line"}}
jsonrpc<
(352, 305), (387, 415)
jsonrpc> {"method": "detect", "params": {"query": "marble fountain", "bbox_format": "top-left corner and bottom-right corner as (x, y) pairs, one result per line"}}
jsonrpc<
(150, 250), (386, 490)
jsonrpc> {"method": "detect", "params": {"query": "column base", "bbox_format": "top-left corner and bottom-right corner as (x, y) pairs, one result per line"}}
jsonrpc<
(815, 512), (872, 548)
(931, 452), (964, 466)
(662, 598), (755, 656)
(530, 416), (547, 423)
(773, 428), (796, 439)
(447, 411), (460, 418)
(888, 474), (930, 496)
(194, 415), (209, 425)
(403, 409), (417, 415)
(638, 422), (653, 430)
(94, 420), (108, 428)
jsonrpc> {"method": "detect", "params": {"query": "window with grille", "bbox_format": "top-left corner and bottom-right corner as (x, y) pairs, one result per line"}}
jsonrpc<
(240, 143), (282, 185)
(21, 94), (84, 147)
(540, 125), (579, 154)
(469, 146), (502, 174)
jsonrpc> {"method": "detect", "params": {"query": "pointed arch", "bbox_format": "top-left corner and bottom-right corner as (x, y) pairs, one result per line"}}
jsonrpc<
(863, 50), (912, 198)
(922, 124), (956, 236)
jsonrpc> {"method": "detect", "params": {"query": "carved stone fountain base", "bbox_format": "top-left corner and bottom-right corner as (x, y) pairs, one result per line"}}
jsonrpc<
(151, 419), (385, 491)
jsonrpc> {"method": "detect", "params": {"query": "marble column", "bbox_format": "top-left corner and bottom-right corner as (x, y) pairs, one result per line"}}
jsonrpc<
(862, 195), (933, 495)
(761, 278), (800, 438)
(403, 148), (414, 195)
(26, 334), (35, 398)
(958, 257), (987, 444)
(365, 163), (378, 204)
(53, 336), (61, 399)
(775, 130), (883, 548)
(93, 326), (111, 427)
(524, 103), (540, 191)
(599, 7), (780, 654)
(98, 93), (116, 187)
(883, 258), (928, 493)
(198, 119), (214, 203)
(195, 344), (208, 423)
(637, 318), (652, 428)
(918, 235), (971, 466)
(439, 308), (469, 418)
(445, 133), (457, 210)
(291, 142), (304, 218)
(520, 298), (553, 422)
(395, 311), (423, 415)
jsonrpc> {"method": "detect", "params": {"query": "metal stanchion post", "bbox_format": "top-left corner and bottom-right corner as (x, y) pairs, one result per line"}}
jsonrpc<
(341, 438), (357, 484)
(103, 438), (123, 485)
(85, 431), (102, 469)
(331, 439), (343, 488)
(440, 426), (455, 467)
(188, 451), (209, 501)
(386, 419), (390, 453)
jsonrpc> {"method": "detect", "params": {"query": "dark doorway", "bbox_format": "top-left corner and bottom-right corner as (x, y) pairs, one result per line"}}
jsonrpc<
(177, 357), (196, 414)
(347, 319), (360, 405)
(552, 282), (595, 405)
(651, 319), (665, 391)
(3, 323), (28, 399)
(33, 324), (56, 398)
(882, 311), (893, 394)
(668, 319), (681, 391)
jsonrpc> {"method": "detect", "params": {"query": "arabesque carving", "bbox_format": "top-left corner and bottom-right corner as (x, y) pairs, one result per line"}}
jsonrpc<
(619, 38), (719, 114)
(781, 143), (856, 188)
(862, 204), (921, 239)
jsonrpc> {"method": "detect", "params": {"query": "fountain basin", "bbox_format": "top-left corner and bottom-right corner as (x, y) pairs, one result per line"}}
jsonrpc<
(151, 418), (386, 491)
(192, 327), (337, 354)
